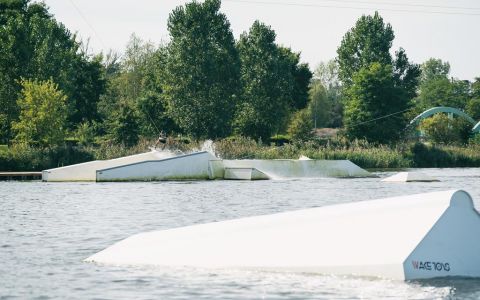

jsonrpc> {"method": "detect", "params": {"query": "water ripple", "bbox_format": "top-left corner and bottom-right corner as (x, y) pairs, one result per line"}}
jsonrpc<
(1, 168), (479, 299)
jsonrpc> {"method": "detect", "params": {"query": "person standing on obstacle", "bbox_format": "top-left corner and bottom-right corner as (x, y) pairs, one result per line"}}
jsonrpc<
(154, 131), (167, 150)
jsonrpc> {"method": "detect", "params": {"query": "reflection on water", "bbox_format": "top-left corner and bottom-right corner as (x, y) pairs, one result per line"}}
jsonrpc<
(1, 168), (479, 299)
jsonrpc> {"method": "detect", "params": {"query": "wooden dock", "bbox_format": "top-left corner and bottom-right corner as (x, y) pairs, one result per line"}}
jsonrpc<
(0, 172), (42, 180)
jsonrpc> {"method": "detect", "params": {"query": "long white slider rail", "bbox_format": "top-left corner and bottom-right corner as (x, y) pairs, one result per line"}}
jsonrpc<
(86, 190), (480, 280)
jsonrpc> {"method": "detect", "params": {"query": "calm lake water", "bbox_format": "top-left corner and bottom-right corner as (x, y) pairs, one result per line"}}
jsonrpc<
(2, 168), (480, 299)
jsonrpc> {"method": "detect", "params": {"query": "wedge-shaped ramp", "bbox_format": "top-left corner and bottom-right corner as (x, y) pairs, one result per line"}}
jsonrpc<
(221, 159), (370, 178)
(42, 150), (176, 182)
(381, 172), (439, 182)
(224, 167), (269, 180)
(86, 190), (480, 280)
(96, 151), (217, 181)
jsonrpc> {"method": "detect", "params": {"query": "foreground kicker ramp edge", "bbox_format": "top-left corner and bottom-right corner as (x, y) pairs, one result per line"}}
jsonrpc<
(86, 190), (480, 280)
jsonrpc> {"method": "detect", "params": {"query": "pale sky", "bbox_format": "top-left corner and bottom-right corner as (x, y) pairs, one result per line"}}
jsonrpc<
(43, 0), (480, 81)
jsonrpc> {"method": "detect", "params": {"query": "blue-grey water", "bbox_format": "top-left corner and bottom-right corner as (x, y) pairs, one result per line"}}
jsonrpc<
(2, 168), (480, 299)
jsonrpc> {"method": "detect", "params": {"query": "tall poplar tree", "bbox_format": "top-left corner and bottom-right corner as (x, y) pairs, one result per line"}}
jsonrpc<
(162, 0), (240, 139)
(235, 21), (295, 140)
(337, 12), (420, 143)
(337, 12), (394, 87)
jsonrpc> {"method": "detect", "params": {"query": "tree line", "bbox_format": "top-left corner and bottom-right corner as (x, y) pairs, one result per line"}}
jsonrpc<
(1, 0), (479, 149)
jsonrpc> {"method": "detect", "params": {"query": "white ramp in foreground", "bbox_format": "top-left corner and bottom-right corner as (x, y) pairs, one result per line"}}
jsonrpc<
(86, 190), (480, 280)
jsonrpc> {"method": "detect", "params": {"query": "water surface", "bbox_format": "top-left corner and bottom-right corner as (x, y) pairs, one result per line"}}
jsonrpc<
(1, 168), (480, 299)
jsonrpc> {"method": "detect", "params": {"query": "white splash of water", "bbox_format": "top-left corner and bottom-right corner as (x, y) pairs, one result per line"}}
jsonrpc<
(200, 139), (216, 155)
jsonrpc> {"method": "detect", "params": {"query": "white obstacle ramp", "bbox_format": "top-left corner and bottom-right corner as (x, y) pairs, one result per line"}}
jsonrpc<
(221, 159), (370, 178)
(86, 190), (480, 280)
(223, 168), (270, 180)
(43, 150), (371, 181)
(96, 151), (216, 181)
(42, 150), (176, 181)
(382, 172), (439, 182)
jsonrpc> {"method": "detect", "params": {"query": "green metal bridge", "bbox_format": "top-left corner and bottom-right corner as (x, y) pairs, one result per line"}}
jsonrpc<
(409, 106), (480, 134)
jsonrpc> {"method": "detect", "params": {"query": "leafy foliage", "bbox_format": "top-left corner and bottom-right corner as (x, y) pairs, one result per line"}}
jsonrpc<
(392, 48), (421, 101)
(466, 98), (480, 121)
(162, 0), (240, 139)
(235, 21), (302, 140)
(308, 81), (330, 128)
(235, 21), (283, 139)
(74, 121), (97, 146)
(311, 60), (343, 128)
(420, 114), (471, 145)
(98, 35), (175, 139)
(343, 63), (408, 143)
(287, 108), (314, 142)
(420, 58), (450, 83)
(12, 79), (67, 146)
(279, 46), (312, 110)
(0, 0), (105, 142)
(336, 11), (394, 86)
(337, 12), (419, 143)
(472, 78), (480, 99)
(105, 101), (140, 147)
(414, 59), (470, 111)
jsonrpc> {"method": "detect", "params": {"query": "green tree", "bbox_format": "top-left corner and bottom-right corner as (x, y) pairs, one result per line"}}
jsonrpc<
(343, 63), (408, 143)
(313, 60), (343, 127)
(105, 101), (140, 147)
(472, 77), (480, 99)
(0, 0), (28, 24)
(450, 79), (471, 108)
(337, 12), (419, 143)
(336, 11), (394, 86)
(287, 108), (314, 142)
(74, 121), (97, 146)
(0, 0), (105, 142)
(98, 36), (174, 139)
(162, 0), (240, 139)
(235, 21), (294, 140)
(419, 58), (450, 83)
(120, 34), (156, 101)
(466, 98), (480, 121)
(12, 79), (67, 146)
(420, 114), (470, 145)
(393, 48), (421, 101)
(278, 46), (312, 110)
(466, 77), (480, 121)
(336, 13), (419, 93)
(136, 44), (178, 137)
(137, 91), (178, 137)
(308, 81), (331, 128)
(67, 54), (106, 125)
(415, 59), (470, 111)
(415, 77), (452, 109)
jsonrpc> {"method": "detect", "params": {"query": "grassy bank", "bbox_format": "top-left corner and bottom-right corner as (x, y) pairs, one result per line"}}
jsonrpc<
(1, 137), (480, 171)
